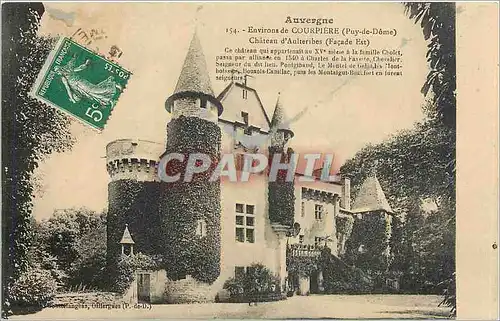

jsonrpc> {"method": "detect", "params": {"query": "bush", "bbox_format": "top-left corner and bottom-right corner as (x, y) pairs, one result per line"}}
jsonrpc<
(221, 263), (283, 303)
(10, 265), (58, 309)
(68, 224), (107, 290)
(223, 277), (244, 296)
(243, 263), (281, 295)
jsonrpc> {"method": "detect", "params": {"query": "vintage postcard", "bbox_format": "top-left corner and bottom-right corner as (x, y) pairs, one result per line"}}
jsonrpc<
(1, 2), (498, 320)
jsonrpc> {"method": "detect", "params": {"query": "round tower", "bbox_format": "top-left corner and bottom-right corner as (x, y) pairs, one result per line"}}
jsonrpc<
(106, 139), (164, 279)
(159, 31), (223, 291)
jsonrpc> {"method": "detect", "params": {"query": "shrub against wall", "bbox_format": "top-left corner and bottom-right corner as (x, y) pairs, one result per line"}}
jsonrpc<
(107, 181), (162, 286)
(221, 263), (282, 303)
(161, 116), (221, 284)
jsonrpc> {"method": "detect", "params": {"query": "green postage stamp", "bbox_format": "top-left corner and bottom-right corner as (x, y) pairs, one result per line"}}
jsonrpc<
(31, 37), (131, 130)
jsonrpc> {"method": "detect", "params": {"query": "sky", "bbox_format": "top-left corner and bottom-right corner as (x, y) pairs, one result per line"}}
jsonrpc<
(32, 2), (428, 220)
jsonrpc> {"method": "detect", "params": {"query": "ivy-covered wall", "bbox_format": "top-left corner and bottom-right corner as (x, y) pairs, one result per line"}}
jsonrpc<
(160, 116), (221, 284)
(320, 247), (374, 294)
(267, 146), (295, 227)
(335, 213), (355, 254)
(106, 180), (163, 286)
(343, 211), (392, 274)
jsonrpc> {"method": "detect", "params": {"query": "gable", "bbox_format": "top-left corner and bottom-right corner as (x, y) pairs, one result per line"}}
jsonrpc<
(217, 82), (271, 132)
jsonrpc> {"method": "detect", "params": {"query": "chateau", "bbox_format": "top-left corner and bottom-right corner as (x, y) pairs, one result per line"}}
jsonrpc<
(105, 32), (395, 303)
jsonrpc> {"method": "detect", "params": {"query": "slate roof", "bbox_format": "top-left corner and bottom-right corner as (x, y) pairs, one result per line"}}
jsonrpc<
(120, 224), (135, 244)
(270, 94), (294, 137)
(173, 31), (214, 96)
(352, 171), (393, 214)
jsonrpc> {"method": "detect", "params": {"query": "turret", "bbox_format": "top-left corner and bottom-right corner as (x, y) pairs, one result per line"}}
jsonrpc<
(344, 164), (394, 274)
(106, 139), (164, 182)
(160, 31), (222, 288)
(105, 139), (164, 282)
(269, 94), (294, 148)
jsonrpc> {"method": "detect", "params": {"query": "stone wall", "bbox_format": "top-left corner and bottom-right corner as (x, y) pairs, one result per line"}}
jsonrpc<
(52, 292), (124, 308)
(164, 275), (215, 304)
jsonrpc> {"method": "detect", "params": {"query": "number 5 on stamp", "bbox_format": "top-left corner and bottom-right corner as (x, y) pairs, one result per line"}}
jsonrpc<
(30, 37), (131, 131)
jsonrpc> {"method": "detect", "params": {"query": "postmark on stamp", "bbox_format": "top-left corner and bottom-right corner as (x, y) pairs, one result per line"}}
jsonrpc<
(30, 37), (131, 130)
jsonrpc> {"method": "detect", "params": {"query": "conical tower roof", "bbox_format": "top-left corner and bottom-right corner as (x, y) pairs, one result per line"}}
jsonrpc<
(270, 94), (294, 138)
(120, 224), (135, 244)
(165, 31), (223, 116)
(352, 168), (393, 214)
(173, 31), (214, 96)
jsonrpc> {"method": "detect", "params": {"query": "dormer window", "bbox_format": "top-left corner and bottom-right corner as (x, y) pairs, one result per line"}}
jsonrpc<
(241, 111), (249, 125)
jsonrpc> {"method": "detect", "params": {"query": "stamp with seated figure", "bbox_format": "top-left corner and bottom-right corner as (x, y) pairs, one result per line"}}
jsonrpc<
(30, 37), (131, 130)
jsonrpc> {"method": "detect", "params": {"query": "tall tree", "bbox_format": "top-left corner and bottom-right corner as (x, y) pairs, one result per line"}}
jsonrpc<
(404, 2), (456, 129)
(2, 3), (74, 312)
(404, 2), (456, 314)
(342, 1), (456, 313)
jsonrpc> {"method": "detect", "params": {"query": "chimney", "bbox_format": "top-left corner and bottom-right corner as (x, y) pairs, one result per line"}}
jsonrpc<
(341, 175), (351, 210)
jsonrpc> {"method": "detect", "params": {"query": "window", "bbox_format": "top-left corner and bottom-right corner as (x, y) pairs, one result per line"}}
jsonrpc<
(315, 236), (322, 246)
(235, 203), (256, 243)
(195, 219), (207, 237)
(246, 266), (256, 277)
(315, 204), (324, 220)
(301, 202), (305, 217)
(241, 111), (249, 125)
(236, 228), (245, 242)
(235, 266), (259, 281)
(246, 229), (255, 243)
(299, 235), (304, 244)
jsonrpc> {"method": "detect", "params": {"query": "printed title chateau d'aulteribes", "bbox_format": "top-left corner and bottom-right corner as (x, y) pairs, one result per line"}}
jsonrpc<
(105, 32), (396, 303)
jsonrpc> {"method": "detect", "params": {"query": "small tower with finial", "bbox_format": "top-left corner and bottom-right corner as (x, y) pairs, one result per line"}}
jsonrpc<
(120, 224), (135, 256)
